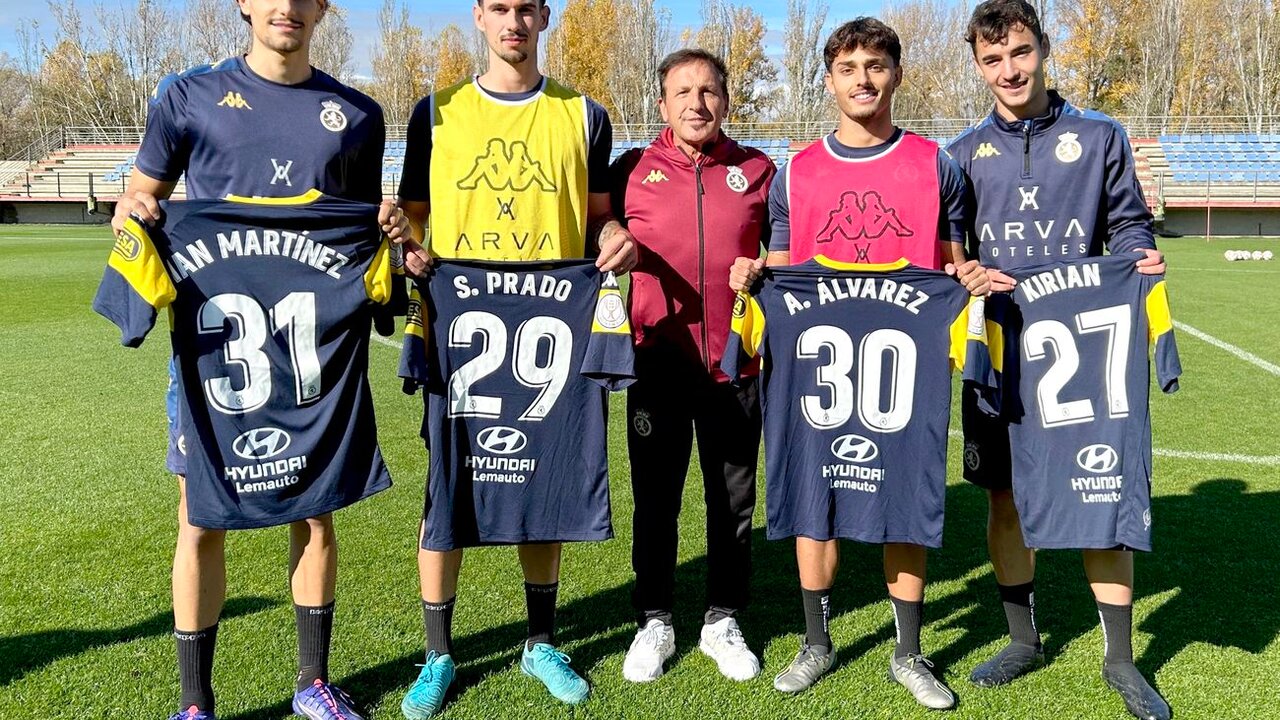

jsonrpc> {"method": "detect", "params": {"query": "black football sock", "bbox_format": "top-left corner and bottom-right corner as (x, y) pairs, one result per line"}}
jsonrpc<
(704, 606), (736, 625)
(175, 623), (218, 711)
(1097, 601), (1134, 664)
(998, 582), (1042, 648)
(525, 582), (559, 650)
(295, 602), (335, 692)
(890, 596), (923, 659)
(801, 587), (832, 653)
(423, 597), (456, 657)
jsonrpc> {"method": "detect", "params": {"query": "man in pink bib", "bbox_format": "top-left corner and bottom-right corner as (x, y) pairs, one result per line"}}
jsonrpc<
(729, 17), (989, 710)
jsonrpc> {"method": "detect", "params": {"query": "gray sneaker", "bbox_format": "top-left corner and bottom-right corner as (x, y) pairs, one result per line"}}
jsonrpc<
(889, 653), (956, 710)
(772, 644), (834, 693)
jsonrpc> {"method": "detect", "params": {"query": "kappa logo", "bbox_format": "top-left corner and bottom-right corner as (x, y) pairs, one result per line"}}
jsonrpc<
(972, 142), (1001, 159)
(831, 434), (879, 464)
(642, 169), (669, 184)
(458, 138), (557, 192)
(1075, 444), (1119, 474)
(217, 91), (252, 110)
(232, 427), (292, 461)
(816, 190), (914, 250)
(477, 426), (528, 455)
(112, 228), (142, 262)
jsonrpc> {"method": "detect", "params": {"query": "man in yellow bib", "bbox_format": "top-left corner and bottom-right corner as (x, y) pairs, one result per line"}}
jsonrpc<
(395, 0), (636, 716)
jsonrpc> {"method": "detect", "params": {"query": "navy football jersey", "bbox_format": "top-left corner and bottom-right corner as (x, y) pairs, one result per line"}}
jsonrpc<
(93, 192), (397, 529)
(400, 260), (636, 550)
(723, 257), (994, 546)
(138, 56), (385, 202)
(989, 255), (1181, 551)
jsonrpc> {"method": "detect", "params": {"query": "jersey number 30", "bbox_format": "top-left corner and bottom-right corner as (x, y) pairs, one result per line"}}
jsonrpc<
(796, 326), (917, 432)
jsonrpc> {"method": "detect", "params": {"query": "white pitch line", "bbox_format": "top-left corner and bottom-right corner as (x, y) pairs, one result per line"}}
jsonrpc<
(946, 430), (1279, 466)
(1152, 448), (1280, 466)
(1173, 320), (1280, 377)
(370, 333), (401, 349)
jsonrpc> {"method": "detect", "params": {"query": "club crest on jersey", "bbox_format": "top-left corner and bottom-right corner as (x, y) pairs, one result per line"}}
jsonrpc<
(458, 138), (557, 192)
(817, 190), (914, 245)
(972, 142), (1001, 159)
(217, 91), (252, 110)
(725, 166), (749, 192)
(232, 427), (292, 461)
(594, 291), (627, 330)
(320, 100), (347, 132)
(1143, 507), (1152, 529)
(113, 227), (142, 262)
(1075, 444), (1119, 474)
(1055, 132), (1082, 163)
(963, 440), (980, 471)
(831, 434), (879, 464)
(732, 294), (747, 319)
(477, 426), (528, 455)
(632, 409), (653, 437)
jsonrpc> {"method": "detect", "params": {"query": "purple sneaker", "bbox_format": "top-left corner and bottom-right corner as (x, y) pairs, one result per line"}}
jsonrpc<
(292, 679), (365, 720)
(167, 707), (215, 720)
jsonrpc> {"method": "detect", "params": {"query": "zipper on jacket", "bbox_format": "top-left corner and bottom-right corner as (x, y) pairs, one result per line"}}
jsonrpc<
(694, 160), (710, 371)
(1022, 120), (1032, 178)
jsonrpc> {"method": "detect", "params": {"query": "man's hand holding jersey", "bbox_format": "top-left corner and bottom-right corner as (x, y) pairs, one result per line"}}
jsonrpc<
(947, 259), (993, 296)
(1135, 247), (1166, 275)
(595, 219), (638, 274)
(112, 191), (163, 235)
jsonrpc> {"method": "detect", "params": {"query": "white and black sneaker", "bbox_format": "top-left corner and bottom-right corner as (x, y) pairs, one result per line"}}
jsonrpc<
(698, 617), (760, 681)
(622, 619), (676, 683)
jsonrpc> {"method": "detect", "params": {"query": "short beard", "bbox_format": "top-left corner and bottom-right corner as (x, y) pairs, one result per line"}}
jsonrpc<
(495, 47), (530, 64)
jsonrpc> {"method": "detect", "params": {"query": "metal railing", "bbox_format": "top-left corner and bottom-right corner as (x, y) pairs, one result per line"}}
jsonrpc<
(17, 115), (1280, 152)
(63, 126), (147, 145)
(1151, 171), (1280, 205)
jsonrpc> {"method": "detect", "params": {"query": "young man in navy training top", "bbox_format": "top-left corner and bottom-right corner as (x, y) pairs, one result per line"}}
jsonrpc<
(111, 2), (407, 718)
(946, 2), (1169, 718)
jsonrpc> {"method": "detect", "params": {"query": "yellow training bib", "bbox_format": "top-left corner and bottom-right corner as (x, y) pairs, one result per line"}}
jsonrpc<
(427, 77), (590, 260)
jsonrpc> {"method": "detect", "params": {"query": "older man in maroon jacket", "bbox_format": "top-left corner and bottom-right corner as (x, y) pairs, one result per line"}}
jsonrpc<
(610, 48), (776, 684)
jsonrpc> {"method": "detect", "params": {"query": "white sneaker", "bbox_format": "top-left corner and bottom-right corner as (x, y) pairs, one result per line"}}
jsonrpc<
(622, 619), (676, 682)
(699, 617), (761, 681)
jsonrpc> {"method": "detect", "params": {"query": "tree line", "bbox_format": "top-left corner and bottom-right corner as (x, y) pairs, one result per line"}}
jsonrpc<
(3, 0), (1278, 158)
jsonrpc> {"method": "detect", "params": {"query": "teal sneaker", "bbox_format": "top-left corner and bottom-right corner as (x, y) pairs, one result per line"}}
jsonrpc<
(520, 643), (589, 704)
(401, 651), (455, 719)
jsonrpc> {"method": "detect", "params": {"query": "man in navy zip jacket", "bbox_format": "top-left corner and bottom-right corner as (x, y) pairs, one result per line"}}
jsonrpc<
(610, 48), (775, 684)
(946, 2), (1170, 719)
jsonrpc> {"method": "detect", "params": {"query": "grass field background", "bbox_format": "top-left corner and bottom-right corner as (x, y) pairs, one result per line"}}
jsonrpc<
(1, 225), (1277, 719)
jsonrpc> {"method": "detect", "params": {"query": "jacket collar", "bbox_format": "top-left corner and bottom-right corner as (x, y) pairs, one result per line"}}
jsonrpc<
(986, 90), (1072, 136)
(652, 126), (740, 167)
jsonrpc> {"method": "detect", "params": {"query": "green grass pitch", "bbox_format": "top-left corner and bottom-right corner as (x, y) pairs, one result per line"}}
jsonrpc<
(0, 225), (1277, 719)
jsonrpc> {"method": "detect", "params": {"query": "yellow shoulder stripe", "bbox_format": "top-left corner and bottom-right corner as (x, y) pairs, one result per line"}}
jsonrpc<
(1146, 280), (1173, 343)
(109, 217), (177, 308)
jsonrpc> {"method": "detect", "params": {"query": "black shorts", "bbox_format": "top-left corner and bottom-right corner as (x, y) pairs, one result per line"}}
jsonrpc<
(961, 384), (1012, 491)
